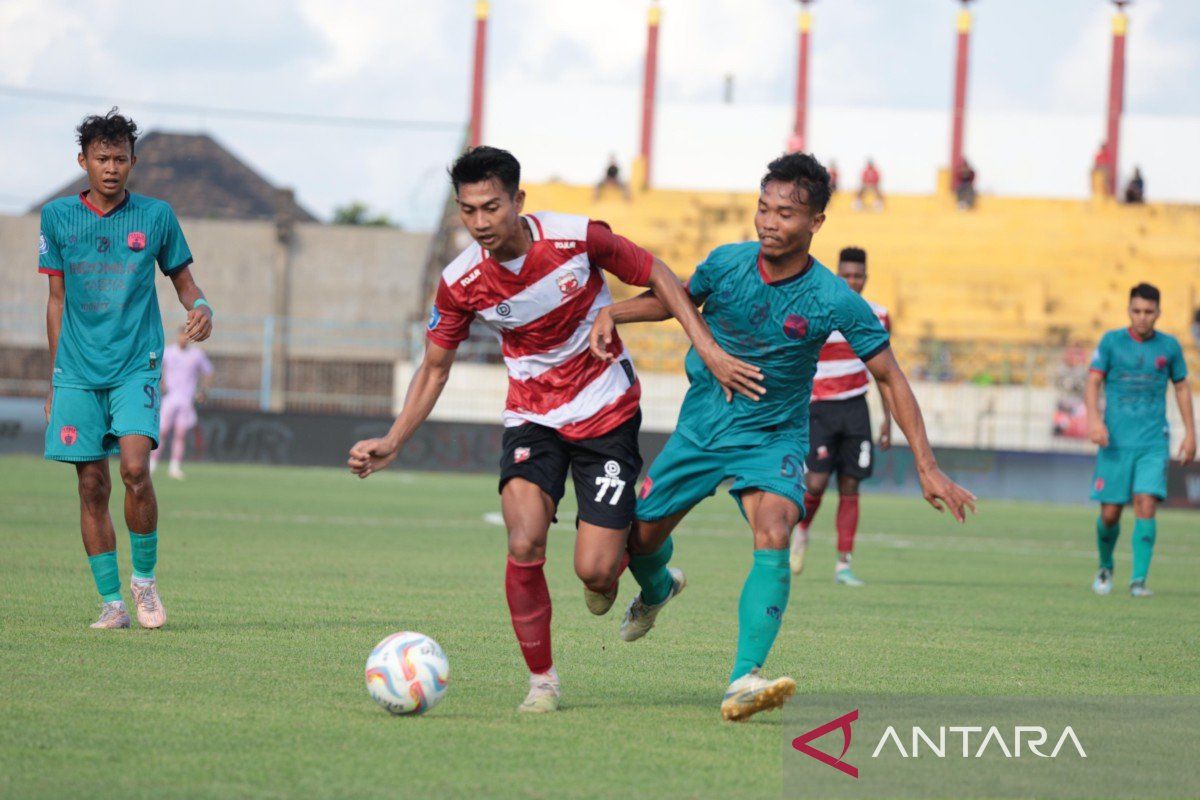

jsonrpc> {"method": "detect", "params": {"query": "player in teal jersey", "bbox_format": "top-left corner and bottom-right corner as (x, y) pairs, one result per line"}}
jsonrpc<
(589, 153), (976, 721)
(1085, 283), (1194, 598)
(39, 109), (213, 629)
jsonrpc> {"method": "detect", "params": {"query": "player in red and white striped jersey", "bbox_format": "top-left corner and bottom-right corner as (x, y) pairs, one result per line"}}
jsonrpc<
(347, 147), (760, 713)
(790, 247), (894, 585)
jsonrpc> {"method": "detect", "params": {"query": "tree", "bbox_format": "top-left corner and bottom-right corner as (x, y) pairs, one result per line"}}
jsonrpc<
(332, 201), (399, 228)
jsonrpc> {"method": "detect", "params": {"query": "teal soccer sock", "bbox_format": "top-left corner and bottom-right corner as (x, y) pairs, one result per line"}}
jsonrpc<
(88, 551), (123, 603)
(629, 537), (674, 606)
(129, 530), (158, 580)
(1096, 517), (1120, 571)
(1131, 518), (1157, 583)
(731, 548), (791, 683)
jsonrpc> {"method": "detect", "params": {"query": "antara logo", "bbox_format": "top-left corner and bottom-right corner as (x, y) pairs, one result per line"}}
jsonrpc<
(459, 268), (483, 287)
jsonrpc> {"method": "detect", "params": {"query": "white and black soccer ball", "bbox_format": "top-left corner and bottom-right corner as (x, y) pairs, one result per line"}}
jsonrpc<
(364, 631), (449, 716)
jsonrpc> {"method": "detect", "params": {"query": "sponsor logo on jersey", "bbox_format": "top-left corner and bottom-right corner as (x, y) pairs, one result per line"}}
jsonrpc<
(60, 425), (78, 446)
(604, 459), (621, 477)
(557, 272), (580, 296)
(497, 302), (512, 317)
(553, 240), (577, 250)
(514, 447), (531, 463)
(426, 305), (442, 331)
(783, 314), (809, 341)
(459, 267), (482, 287)
(127, 231), (146, 251)
(38, 233), (49, 255)
(96, 236), (110, 253)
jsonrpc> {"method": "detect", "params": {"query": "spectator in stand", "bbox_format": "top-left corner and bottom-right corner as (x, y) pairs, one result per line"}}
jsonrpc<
(1092, 141), (1112, 195)
(1123, 167), (1145, 204)
(955, 159), (977, 210)
(854, 158), (884, 211)
(594, 154), (632, 201)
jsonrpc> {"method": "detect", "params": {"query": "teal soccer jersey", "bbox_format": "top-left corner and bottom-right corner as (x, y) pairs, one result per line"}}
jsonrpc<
(38, 191), (193, 389)
(1089, 328), (1187, 449)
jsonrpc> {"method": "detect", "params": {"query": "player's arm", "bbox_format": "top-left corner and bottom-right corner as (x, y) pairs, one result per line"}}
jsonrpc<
(1084, 369), (1108, 447)
(876, 378), (894, 451)
(866, 347), (976, 522)
(43, 275), (65, 421)
(1172, 375), (1195, 464)
(168, 266), (213, 342)
(348, 343), (456, 478)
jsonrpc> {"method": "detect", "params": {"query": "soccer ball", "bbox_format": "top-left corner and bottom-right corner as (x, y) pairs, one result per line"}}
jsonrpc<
(364, 631), (450, 716)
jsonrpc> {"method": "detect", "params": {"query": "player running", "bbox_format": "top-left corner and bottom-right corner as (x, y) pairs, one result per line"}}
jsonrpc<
(347, 146), (759, 713)
(39, 109), (213, 630)
(1085, 283), (1195, 598)
(789, 246), (893, 585)
(589, 152), (975, 721)
(150, 326), (214, 480)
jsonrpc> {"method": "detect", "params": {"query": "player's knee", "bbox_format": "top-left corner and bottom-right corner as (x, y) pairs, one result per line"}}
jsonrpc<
(77, 471), (111, 507)
(507, 532), (546, 563)
(1132, 495), (1158, 518)
(575, 560), (618, 593)
(119, 460), (152, 495)
(1100, 505), (1122, 527)
(753, 518), (793, 550)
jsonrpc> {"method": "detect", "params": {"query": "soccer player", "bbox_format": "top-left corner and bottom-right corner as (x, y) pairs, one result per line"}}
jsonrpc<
(39, 109), (213, 629)
(789, 246), (893, 585)
(150, 325), (214, 480)
(347, 146), (759, 713)
(589, 153), (975, 721)
(1085, 283), (1195, 598)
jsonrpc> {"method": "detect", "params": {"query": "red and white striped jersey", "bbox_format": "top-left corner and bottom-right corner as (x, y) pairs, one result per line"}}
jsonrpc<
(811, 300), (890, 402)
(426, 212), (653, 440)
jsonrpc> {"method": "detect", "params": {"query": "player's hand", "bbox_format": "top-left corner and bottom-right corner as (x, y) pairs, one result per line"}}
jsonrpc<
(186, 303), (213, 342)
(1089, 421), (1110, 448)
(917, 466), (977, 523)
(1177, 434), (1197, 464)
(878, 420), (892, 451)
(698, 344), (765, 403)
(43, 387), (53, 422)
(589, 308), (617, 362)
(348, 437), (400, 479)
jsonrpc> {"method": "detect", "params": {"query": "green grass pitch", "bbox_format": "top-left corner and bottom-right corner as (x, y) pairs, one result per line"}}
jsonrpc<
(1, 454), (1197, 799)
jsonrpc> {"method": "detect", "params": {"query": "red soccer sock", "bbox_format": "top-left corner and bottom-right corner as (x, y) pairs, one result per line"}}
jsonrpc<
(801, 491), (823, 532)
(505, 557), (553, 674)
(836, 494), (860, 555)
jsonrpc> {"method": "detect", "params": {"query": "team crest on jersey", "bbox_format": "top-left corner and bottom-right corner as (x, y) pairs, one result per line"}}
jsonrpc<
(1094, 477), (1105, 492)
(60, 425), (78, 446)
(127, 231), (147, 251)
(426, 305), (442, 331)
(1155, 355), (1168, 371)
(96, 236), (110, 253)
(557, 272), (580, 296)
(782, 314), (809, 341)
(38, 233), (49, 255)
(639, 476), (654, 499)
(514, 447), (531, 463)
(497, 302), (512, 317)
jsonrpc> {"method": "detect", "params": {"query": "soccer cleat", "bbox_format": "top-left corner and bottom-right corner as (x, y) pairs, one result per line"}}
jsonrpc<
(168, 464), (185, 481)
(1130, 580), (1154, 598)
(620, 567), (686, 642)
(789, 526), (809, 575)
(90, 601), (130, 629)
(720, 669), (798, 722)
(835, 564), (865, 587)
(130, 578), (167, 628)
(517, 678), (561, 713)
(1092, 568), (1113, 595)
(584, 583), (619, 616)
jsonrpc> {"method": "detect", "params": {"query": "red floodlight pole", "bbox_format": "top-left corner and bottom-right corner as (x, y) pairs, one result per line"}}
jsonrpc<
(635, 0), (662, 191)
(949, 0), (974, 190)
(790, 0), (814, 153)
(1104, 1), (1131, 196)
(469, 1), (490, 148)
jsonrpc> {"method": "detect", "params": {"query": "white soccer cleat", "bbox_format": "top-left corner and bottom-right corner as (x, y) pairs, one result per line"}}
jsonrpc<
(90, 601), (130, 629)
(620, 567), (686, 642)
(584, 583), (619, 616)
(1092, 568), (1113, 595)
(1130, 580), (1154, 598)
(168, 464), (185, 481)
(790, 526), (809, 576)
(720, 669), (797, 722)
(130, 578), (167, 628)
(517, 677), (561, 714)
(835, 563), (865, 587)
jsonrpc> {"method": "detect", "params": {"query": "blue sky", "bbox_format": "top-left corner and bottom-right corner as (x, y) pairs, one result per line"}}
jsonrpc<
(1, 0), (1196, 227)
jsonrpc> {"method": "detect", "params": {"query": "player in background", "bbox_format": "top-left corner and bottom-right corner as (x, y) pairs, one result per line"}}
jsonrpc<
(590, 153), (975, 721)
(347, 146), (760, 713)
(40, 109), (213, 629)
(1085, 283), (1194, 598)
(150, 325), (214, 480)
(789, 247), (893, 585)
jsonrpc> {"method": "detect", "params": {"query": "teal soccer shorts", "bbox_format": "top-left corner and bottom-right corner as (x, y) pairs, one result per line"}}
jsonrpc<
(636, 429), (808, 521)
(44, 374), (161, 462)
(1090, 445), (1169, 504)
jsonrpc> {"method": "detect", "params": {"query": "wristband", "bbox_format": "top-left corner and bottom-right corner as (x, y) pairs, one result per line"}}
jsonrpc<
(193, 298), (213, 314)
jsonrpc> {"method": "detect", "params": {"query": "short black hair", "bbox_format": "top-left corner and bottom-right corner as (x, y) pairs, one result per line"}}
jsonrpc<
(1130, 283), (1160, 304)
(77, 107), (139, 155)
(760, 152), (832, 213)
(839, 246), (867, 267)
(449, 146), (521, 197)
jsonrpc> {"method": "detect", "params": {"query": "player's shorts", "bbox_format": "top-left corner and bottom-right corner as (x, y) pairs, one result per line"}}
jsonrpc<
(806, 395), (874, 480)
(499, 411), (643, 530)
(636, 428), (808, 522)
(160, 394), (198, 432)
(1090, 445), (1169, 504)
(44, 373), (161, 462)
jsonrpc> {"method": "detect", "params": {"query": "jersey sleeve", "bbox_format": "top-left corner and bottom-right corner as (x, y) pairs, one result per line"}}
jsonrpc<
(685, 253), (717, 303)
(37, 207), (64, 276)
(157, 205), (194, 276)
(585, 220), (653, 287)
(1089, 335), (1112, 375)
(425, 280), (474, 350)
(834, 289), (890, 361)
(1169, 339), (1188, 383)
